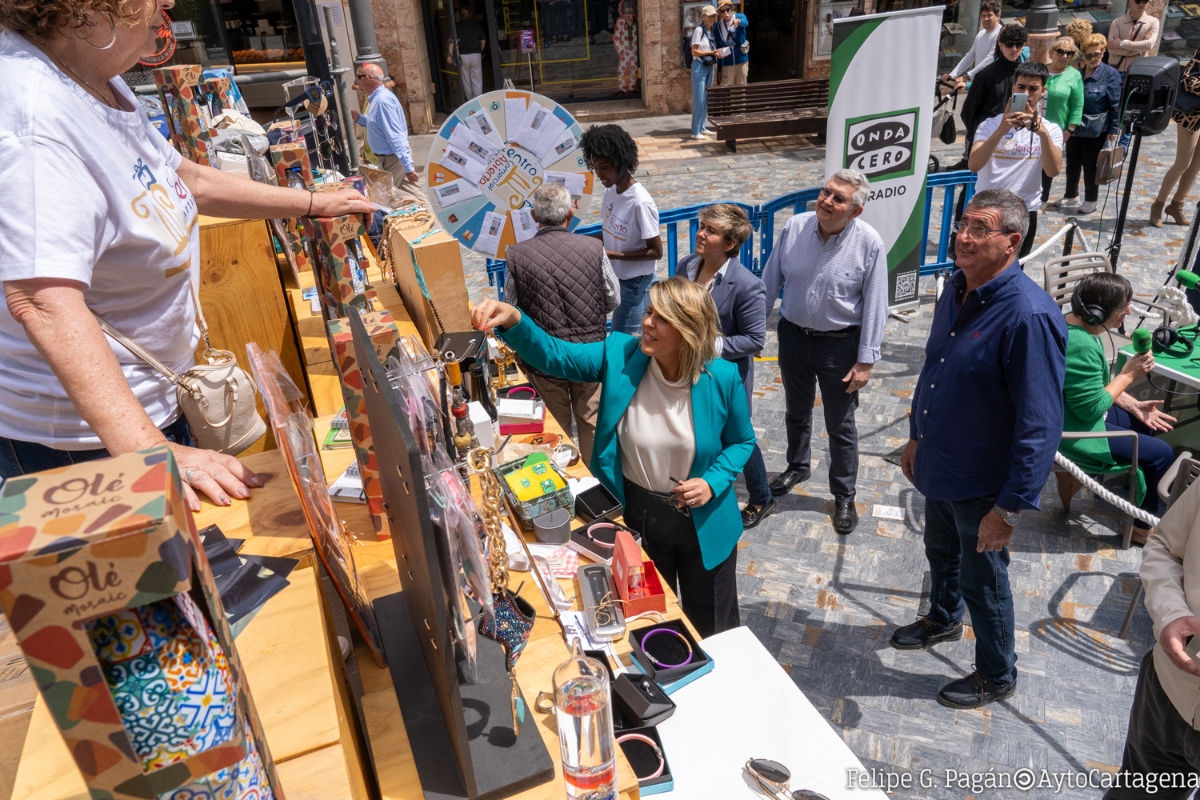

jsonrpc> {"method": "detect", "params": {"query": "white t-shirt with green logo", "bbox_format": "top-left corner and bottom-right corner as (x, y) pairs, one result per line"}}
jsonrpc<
(0, 31), (200, 449)
(601, 181), (660, 280)
(974, 113), (1063, 212)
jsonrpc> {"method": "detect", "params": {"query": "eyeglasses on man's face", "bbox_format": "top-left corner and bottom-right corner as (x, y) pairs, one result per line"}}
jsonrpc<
(952, 221), (1011, 240)
(818, 186), (851, 205)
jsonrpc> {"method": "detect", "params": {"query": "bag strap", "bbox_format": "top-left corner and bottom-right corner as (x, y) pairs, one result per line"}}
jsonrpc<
(94, 316), (182, 384)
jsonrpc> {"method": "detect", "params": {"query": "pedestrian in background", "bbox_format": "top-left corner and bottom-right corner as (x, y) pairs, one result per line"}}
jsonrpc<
(715, 0), (749, 85)
(1108, 0), (1160, 75)
(689, 5), (720, 139)
(581, 124), (663, 335)
(612, 0), (639, 95)
(1053, 34), (1120, 217)
(969, 61), (1062, 258)
(503, 184), (619, 464)
(961, 23), (1028, 152)
(677, 205), (771, 528)
(1150, 49), (1200, 227)
(761, 169), (887, 536)
(352, 64), (430, 211)
(943, 0), (1001, 90)
(1041, 35), (1083, 204)
(448, 6), (485, 102)
(896, 188), (1067, 710)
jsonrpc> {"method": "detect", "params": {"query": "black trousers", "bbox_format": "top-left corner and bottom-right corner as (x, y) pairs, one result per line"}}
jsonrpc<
(1065, 134), (1108, 203)
(778, 318), (860, 501)
(1104, 649), (1200, 800)
(1019, 210), (1038, 260)
(623, 479), (739, 637)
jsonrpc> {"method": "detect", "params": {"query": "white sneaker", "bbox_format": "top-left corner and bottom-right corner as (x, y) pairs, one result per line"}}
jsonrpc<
(1055, 196), (1079, 210)
(1078, 200), (1097, 214)
(691, 133), (707, 140)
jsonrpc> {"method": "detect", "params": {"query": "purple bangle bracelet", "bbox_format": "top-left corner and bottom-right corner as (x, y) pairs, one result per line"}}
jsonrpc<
(640, 627), (693, 669)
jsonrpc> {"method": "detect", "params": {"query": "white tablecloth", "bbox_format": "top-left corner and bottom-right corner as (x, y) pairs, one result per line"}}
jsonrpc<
(657, 626), (888, 799)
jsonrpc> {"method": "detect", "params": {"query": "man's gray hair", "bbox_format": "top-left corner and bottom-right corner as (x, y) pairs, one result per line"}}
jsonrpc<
(531, 183), (573, 227)
(966, 188), (1029, 241)
(832, 168), (871, 207)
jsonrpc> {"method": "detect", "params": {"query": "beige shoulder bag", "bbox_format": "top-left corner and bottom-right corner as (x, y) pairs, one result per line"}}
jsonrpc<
(95, 286), (266, 456)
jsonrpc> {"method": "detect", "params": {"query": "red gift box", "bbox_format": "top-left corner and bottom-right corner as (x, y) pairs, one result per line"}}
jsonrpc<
(612, 529), (666, 616)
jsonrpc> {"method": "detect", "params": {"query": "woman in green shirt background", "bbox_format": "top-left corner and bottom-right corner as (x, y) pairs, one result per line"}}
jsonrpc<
(1041, 35), (1084, 204)
(1057, 273), (1176, 545)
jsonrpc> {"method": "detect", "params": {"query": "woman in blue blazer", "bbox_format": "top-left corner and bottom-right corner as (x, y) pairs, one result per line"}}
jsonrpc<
(677, 204), (771, 529)
(472, 277), (755, 636)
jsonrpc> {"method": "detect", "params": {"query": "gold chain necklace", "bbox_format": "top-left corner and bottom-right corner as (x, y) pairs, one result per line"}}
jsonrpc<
(29, 36), (120, 110)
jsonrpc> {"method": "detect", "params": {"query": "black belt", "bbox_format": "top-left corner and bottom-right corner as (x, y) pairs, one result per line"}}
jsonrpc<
(783, 319), (860, 339)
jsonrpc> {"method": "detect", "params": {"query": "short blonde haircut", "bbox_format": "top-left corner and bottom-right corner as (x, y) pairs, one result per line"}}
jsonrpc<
(698, 204), (753, 256)
(1, 0), (152, 38)
(1051, 35), (1077, 57)
(646, 277), (721, 385)
(1083, 33), (1108, 54)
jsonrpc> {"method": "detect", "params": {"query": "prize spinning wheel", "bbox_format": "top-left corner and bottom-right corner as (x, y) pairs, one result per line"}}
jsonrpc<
(426, 90), (595, 261)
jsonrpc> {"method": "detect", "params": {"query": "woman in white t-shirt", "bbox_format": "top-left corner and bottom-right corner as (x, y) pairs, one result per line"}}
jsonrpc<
(689, 6), (720, 138)
(0, 0), (372, 508)
(580, 124), (663, 335)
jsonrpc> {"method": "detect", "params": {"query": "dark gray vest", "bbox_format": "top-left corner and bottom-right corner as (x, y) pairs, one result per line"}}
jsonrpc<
(506, 226), (608, 345)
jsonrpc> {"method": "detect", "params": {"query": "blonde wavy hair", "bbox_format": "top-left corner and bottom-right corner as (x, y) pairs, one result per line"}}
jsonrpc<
(1, 0), (153, 39)
(1051, 35), (1077, 59)
(646, 277), (721, 385)
(1082, 32), (1108, 55)
(1063, 18), (1093, 51)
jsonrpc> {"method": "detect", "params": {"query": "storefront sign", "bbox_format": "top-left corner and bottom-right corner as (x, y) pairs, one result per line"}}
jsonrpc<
(520, 28), (536, 53)
(825, 7), (940, 310)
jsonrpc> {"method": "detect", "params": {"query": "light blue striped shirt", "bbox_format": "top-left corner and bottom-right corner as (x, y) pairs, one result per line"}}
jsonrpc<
(356, 85), (415, 173)
(761, 212), (888, 364)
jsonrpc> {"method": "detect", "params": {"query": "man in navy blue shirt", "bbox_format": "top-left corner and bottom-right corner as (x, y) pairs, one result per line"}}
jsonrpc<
(894, 188), (1067, 710)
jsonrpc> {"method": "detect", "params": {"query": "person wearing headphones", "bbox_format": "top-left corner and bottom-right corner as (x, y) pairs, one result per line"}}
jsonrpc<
(1058, 273), (1176, 545)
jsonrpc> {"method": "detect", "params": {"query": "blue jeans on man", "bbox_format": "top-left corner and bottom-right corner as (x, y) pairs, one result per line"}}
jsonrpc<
(612, 274), (654, 335)
(923, 494), (1017, 685)
(690, 60), (714, 136)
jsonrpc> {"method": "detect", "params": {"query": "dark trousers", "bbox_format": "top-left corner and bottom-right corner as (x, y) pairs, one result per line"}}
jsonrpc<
(742, 443), (772, 506)
(1104, 650), (1200, 800)
(778, 318), (860, 500)
(1065, 134), (1108, 203)
(1106, 406), (1175, 530)
(924, 494), (1017, 684)
(623, 479), (739, 637)
(0, 416), (194, 478)
(1019, 210), (1038, 260)
(1041, 169), (1054, 204)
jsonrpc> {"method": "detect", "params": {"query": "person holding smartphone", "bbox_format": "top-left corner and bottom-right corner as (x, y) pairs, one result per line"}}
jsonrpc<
(968, 61), (1063, 259)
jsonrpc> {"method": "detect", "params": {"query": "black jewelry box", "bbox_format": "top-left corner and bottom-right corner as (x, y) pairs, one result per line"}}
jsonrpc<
(615, 725), (674, 794)
(574, 483), (624, 523)
(612, 672), (676, 728)
(628, 620), (711, 684)
(581, 649), (633, 730)
(568, 519), (642, 565)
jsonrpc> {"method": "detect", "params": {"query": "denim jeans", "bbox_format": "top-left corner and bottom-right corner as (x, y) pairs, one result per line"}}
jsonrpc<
(1106, 406), (1175, 530)
(923, 493), (1017, 684)
(0, 416), (194, 479)
(742, 443), (772, 506)
(690, 60), (714, 136)
(611, 274), (654, 335)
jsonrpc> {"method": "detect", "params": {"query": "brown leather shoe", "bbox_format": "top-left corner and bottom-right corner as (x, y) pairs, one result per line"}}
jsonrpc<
(1131, 527), (1152, 547)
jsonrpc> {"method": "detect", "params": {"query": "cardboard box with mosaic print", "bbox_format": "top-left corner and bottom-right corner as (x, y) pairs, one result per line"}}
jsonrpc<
(202, 75), (234, 114)
(268, 142), (315, 278)
(327, 312), (403, 536)
(0, 447), (281, 800)
(152, 64), (212, 166)
(310, 214), (377, 320)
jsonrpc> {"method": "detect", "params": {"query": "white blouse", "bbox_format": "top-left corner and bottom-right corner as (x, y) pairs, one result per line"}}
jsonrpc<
(618, 359), (696, 494)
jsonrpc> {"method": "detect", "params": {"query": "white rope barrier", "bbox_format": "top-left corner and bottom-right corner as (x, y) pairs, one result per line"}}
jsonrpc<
(1053, 452), (1160, 527)
(1019, 221), (1079, 266)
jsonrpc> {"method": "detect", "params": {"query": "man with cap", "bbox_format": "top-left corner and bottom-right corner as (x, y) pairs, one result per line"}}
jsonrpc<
(715, 0), (750, 85)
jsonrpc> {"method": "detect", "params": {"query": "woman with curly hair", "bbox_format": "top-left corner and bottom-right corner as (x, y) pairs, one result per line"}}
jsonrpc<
(0, 0), (371, 505)
(581, 123), (663, 334)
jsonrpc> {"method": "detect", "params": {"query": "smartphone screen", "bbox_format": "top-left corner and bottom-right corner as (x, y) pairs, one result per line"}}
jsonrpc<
(1187, 634), (1200, 665)
(1010, 93), (1028, 114)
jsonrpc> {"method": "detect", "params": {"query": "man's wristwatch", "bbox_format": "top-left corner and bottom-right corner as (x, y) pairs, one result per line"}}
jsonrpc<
(992, 507), (1020, 527)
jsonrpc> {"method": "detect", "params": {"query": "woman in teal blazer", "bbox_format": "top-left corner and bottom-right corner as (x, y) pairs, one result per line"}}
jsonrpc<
(473, 277), (755, 635)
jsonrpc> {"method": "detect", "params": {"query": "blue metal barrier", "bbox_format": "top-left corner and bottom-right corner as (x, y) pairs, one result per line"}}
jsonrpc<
(483, 171), (976, 299)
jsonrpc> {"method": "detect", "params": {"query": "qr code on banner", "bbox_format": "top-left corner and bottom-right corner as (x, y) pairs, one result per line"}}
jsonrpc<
(895, 271), (918, 301)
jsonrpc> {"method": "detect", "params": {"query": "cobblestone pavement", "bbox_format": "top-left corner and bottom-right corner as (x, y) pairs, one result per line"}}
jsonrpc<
(456, 119), (1198, 798)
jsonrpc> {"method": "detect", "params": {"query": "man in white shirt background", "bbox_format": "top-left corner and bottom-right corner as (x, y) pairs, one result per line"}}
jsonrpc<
(943, 0), (1001, 90)
(968, 61), (1063, 258)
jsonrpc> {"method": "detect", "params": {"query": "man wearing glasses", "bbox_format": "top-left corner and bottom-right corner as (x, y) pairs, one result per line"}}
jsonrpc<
(351, 63), (430, 211)
(896, 188), (1067, 709)
(1108, 0), (1160, 75)
(714, 0), (750, 86)
(760, 169), (887, 535)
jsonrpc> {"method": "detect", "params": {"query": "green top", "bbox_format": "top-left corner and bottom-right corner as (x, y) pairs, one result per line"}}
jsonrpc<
(1060, 324), (1145, 503)
(1045, 67), (1084, 131)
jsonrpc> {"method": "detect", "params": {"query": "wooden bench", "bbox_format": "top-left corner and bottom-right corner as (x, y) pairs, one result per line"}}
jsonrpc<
(707, 78), (830, 152)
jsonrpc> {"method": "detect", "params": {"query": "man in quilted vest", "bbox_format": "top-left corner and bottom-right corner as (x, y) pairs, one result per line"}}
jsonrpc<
(504, 183), (619, 463)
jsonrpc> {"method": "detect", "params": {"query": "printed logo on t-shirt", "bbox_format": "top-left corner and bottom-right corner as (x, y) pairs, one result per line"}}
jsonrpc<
(131, 158), (196, 276)
(603, 201), (629, 242)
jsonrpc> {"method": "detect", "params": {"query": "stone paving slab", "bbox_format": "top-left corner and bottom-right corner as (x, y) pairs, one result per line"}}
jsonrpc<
(457, 122), (1198, 798)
